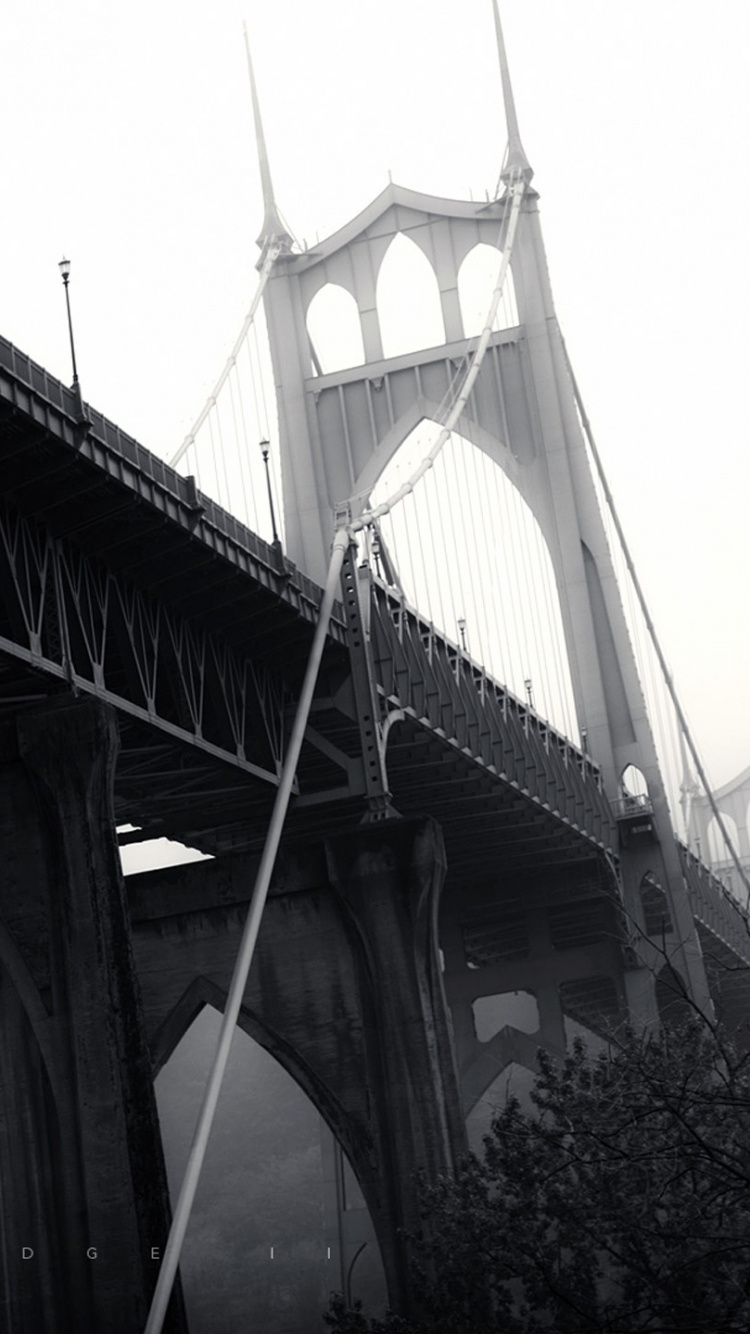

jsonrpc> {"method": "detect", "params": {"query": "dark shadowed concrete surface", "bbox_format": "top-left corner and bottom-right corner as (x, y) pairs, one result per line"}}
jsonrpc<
(0, 697), (184, 1334)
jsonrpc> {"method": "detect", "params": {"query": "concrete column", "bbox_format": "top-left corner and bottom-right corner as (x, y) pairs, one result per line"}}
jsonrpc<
(326, 817), (466, 1312)
(0, 696), (184, 1333)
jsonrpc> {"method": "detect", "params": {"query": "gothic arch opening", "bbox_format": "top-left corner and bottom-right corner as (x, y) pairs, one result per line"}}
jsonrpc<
(306, 283), (365, 375)
(367, 419), (578, 738)
(706, 812), (738, 866)
(457, 242), (519, 336)
(155, 1004), (387, 1331)
(621, 764), (649, 804)
(376, 232), (445, 359)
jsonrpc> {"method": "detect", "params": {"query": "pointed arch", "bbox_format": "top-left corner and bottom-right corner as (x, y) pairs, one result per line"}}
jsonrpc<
(369, 419), (578, 738)
(706, 812), (738, 865)
(306, 282), (365, 374)
(149, 974), (226, 1077)
(155, 1002), (388, 1326)
(351, 398), (518, 510)
(621, 764), (649, 801)
(458, 242), (519, 336)
(376, 232), (445, 359)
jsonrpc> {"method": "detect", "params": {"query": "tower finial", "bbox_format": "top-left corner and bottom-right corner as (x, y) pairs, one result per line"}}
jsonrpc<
(492, 1), (533, 185)
(244, 23), (293, 252)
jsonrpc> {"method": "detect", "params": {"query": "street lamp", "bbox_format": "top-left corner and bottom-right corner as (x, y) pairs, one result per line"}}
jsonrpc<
(58, 257), (86, 423)
(259, 438), (280, 548)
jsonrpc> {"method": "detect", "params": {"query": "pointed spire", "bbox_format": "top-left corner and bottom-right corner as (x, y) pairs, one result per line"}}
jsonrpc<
(244, 23), (293, 252)
(492, 1), (533, 185)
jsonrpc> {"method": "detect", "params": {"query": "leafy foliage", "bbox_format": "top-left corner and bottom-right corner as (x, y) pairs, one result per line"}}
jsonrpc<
(326, 1020), (750, 1332)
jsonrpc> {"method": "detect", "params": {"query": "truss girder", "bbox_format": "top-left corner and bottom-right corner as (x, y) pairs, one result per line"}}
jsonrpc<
(0, 335), (347, 648)
(0, 498), (288, 785)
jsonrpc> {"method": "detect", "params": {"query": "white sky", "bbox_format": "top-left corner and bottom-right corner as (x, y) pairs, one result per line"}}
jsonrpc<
(1, 0), (748, 791)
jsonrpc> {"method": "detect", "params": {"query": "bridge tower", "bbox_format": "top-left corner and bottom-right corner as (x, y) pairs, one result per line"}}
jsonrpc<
(253, 2), (712, 1033)
(690, 764), (750, 893)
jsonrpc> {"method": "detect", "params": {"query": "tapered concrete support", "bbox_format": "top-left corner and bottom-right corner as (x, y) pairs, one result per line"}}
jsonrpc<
(0, 697), (184, 1334)
(325, 818), (466, 1306)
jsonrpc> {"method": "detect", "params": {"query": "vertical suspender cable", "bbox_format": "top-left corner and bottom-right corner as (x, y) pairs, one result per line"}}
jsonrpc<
(563, 339), (750, 899)
(469, 448), (494, 670)
(420, 457), (445, 628)
(143, 528), (351, 1334)
(227, 370), (252, 527)
(169, 242), (280, 470)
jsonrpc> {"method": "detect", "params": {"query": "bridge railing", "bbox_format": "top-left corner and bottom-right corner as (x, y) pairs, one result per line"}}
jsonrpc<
(610, 793), (654, 821)
(369, 575), (616, 851)
(679, 842), (750, 966)
(0, 333), (346, 638)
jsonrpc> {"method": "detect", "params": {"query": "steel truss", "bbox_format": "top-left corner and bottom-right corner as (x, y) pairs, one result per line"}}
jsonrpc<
(0, 497), (288, 787)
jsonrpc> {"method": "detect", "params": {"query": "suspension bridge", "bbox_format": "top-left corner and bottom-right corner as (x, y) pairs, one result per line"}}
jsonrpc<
(0, 5), (748, 1332)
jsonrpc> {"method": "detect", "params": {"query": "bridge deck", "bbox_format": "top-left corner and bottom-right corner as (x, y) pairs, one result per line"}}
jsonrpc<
(2, 334), (745, 978)
(0, 336), (346, 661)
(0, 334), (618, 870)
(0, 335), (351, 843)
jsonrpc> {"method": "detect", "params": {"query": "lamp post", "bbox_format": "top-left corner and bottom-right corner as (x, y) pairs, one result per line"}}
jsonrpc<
(259, 438), (280, 548)
(58, 257), (86, 424)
